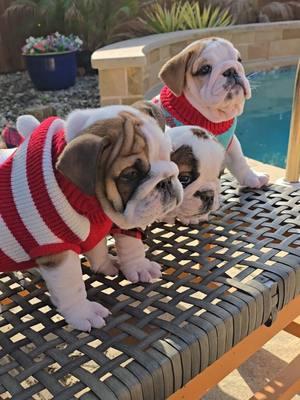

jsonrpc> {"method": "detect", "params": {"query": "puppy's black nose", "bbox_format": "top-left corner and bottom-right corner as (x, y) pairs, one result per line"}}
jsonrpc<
(223, 67), (237, 78)
(157, 178), (172, 192)
(194, 190), (214, 208)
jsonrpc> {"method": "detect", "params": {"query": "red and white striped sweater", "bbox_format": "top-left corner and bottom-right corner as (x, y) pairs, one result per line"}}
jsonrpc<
(0, 117), (132, 272)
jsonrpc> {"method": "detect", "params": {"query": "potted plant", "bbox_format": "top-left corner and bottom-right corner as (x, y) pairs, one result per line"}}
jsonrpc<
(22, 32), (83, 91)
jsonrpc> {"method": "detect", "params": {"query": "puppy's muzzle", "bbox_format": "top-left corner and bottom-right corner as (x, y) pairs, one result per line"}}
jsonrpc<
(194, 189), (215, 213)
(223, 67), (246, 94)
(157, 177), (182, 205)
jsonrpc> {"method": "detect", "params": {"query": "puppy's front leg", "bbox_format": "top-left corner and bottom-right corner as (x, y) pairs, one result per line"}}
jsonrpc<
(37, 250), (110, 331)
(226, 135), (269, 188)
(114, 234), (161, 283)
(85, 239), (119, 276)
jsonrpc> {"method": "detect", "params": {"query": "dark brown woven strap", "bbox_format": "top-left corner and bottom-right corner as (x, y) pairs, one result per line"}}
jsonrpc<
(0, 175), (299, 400)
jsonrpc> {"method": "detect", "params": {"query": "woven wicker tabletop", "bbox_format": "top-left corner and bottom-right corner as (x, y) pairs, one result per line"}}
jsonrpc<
(0, 175), (299, 400)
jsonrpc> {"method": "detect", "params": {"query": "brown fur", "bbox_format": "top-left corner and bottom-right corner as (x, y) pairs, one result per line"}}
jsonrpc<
(191, 128), (210, 139)
(56, 112), (150, 213)
(159, 41), (207, 96)
(171, 145), (199, 184)
(133, 100), (166, 131)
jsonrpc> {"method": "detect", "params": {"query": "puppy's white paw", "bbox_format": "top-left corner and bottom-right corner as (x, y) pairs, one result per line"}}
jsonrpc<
(241, 170), (269, 189)
(90, 255), (119, 276)
(64, 300), (110, 332)
(122, 259), (162, 283)
(179, 214), (209, 225)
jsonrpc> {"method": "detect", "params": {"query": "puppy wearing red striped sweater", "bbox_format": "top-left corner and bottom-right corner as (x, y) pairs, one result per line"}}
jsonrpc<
(0, 104), (183, 331)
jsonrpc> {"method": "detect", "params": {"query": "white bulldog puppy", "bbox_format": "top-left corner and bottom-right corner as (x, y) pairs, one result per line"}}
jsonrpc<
(164, 125), (225, 225)
(154, 37), (269, 189)
(0, 104), (183, 331)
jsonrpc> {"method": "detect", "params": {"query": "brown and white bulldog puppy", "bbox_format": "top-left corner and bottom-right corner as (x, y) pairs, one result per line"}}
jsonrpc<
(164, 125), (225, 225)
(155, 37), (269, 189)
(0, 104), (183, 331)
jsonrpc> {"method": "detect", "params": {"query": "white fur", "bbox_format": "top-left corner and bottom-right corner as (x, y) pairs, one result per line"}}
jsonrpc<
(67, 105), (183, 231)
(39, 250), (110, 332)
(226, 135), (269, 188)
(165, 126), (225, 224)
(166, 38), (269, 189)
(184, 38), (251, 123)
(35, 105), (183, 331)
(85, 239), (118, 276)
(114, 234), (161, 283)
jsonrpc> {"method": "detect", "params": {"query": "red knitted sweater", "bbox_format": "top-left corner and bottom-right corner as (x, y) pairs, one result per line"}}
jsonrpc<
(0, 117), (114, 272)
(157, 86), (234, 135)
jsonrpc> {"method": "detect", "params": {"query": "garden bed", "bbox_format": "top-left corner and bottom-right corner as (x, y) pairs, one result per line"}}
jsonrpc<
(0, 72), (99, 129)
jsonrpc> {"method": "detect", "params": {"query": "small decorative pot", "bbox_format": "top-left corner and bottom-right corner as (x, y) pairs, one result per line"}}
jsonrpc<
(24, 51), (77, 91)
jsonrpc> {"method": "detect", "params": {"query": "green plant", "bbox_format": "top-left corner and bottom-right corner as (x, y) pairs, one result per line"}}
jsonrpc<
(183, 2), (232, 29)
(145, 2), (186, 33)
(144, 1), (232, 33)
(66, 0), (139, 50)
(3, 0), (69, 36)
(3, 0), (139, 50)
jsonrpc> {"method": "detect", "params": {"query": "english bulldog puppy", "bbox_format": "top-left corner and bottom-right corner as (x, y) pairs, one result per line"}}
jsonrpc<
(153, 37), (269, 189)
(0, 104), (183, 331)
(164, 125), (225, 225)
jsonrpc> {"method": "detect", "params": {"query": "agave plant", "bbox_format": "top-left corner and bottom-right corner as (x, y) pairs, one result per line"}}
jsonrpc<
(183, 2), (232, 29)
(144, 1), (232, 33)
(145, 2), (186, 33)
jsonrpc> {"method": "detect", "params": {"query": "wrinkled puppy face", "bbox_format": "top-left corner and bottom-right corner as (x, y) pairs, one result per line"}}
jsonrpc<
(163, 126), (225, 225)
(56, 105), (183, 230)
(159, 37), (251, 123)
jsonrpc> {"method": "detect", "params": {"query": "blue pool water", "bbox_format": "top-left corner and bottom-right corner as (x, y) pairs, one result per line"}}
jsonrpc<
(236, 67), (296, 168)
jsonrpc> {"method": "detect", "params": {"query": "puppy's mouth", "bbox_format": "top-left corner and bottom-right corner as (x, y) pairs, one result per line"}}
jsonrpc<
(224, 78), (247, 98)
(157, 178), (182, 208)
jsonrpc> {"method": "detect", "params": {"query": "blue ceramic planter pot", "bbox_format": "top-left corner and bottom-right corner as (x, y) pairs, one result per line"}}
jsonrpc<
(25, 51), (77, 91)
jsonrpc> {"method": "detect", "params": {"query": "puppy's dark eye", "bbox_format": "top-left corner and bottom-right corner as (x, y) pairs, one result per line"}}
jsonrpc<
(178, 173), (193, 188)
(195, 64), (212, 76)
(119, 167), (139, 181)
(238, 57), (242, 63)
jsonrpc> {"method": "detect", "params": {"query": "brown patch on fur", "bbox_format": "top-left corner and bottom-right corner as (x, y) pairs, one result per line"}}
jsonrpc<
(159, 41), (206, 96)
(171, 145), (199, 187)
(56, 133), (111, 195)
(95, 112), (150, 212)
(133, 100), (166, 131)
(191, 128), (210, 139)
(116, 159), (150, 205)
(57, 112), (150, 213)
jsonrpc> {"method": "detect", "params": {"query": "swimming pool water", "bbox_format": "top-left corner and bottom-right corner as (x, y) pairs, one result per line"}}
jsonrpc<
(236, 67), (296, 169)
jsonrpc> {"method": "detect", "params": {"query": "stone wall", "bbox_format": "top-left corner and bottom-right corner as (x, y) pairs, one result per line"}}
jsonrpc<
(91, 21), (300, 106)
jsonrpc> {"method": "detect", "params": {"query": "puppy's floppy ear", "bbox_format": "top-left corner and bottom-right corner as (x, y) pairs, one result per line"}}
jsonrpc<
(56, 133), (111, 196)
(159, 49), (194, 96)
(132, 100), (166, 131)
(159, 41), (205, 96)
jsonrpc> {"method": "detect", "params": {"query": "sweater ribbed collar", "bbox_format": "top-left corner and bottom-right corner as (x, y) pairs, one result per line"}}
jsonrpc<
(160, 85), (234, 135)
